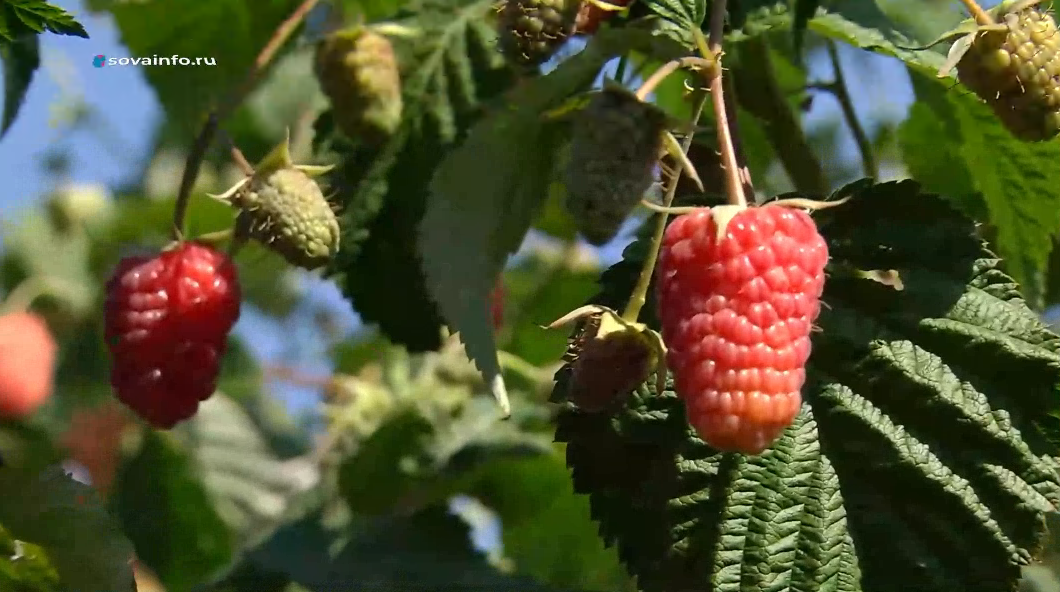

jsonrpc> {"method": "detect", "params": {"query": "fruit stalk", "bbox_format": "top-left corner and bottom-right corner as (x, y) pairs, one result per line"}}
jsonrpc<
(705, 0), (746, 209)
(634, 56), (715, 101)
(221, 131), (254, 175)
(620, 91), (708, 323)
(172, 0), (321, 240)
(959, 0), (995, 26)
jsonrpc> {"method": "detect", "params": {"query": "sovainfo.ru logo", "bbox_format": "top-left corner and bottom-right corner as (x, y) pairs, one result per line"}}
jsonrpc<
(93, 54), (217, 67)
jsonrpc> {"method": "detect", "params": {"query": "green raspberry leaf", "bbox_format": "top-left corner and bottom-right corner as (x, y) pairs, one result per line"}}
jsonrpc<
(467, 453), (637, 591)
(900, 70), (1060, 309)
(691, 1), (955, 75)
(420, 29), (651, 415)
(0, 0), (88, 41)
(110, 394), (314, 592)
(237, 499), (601, 591)
(325, 0), (514, 352)
(555, 180), (1060, 592)
(0, 32), (38, 139)
(0, 464), (136, 592)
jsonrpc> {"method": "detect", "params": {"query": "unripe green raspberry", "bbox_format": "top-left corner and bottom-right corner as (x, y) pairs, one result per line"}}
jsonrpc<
(211, 138), (340, 270)
(497, 0), (580, 68)
(563, 87), (668, 245)
(315, 27), (403, 146)
(236, 168), (340, 270)
(955, 2), (1060, 141)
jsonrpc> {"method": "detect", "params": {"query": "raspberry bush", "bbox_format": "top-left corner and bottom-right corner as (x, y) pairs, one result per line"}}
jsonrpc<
(3, 0), (1060, 591)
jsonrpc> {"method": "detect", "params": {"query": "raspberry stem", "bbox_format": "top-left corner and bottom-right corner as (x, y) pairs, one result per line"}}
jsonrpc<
(634, 56), (714, 101)
(172, 0), (322, 241)
(703, 0), (747, 209)
(959, 0), (995, 25)
(620, 91), (709, 323)
(219, 130), (254, 175)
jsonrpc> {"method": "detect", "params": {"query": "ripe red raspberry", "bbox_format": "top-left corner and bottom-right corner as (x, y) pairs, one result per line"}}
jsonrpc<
(655, 205), (828, 454)
(104, 242), (240, 428)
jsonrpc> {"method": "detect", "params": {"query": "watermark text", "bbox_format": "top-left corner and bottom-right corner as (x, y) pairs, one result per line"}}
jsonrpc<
(93, 54), (217, 68)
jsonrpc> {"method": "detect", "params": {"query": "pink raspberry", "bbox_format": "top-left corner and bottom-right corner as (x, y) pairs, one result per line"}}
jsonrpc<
(655, 205), (828, 454)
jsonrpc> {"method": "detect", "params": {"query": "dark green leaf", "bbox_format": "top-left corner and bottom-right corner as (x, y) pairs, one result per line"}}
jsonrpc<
(902, 70), (1060, 308)
(0, 524), (61, 592)
(326, 0), (514, 352)
(0, 420), (61, 473)
(175, 395), (318, 547)
(333, 344), (553, 515)
(338, 410), (436, 515)
(0, 0), (88, 41)
(0, 32), (38, 138)
(111, 431), (234, 592)
(98, 0), (303, 133)
(715, 1), (953, 76)
(195, 561), (291, 592)
(335, 0), (410, 22)
(247, 503), (596, 591)
(420, 28), (648, 413)
(640, 0), (705, 48)
(0, 465), (135, 592)
(500, 249), (601, 367)
(468, 453), (636, 591)
(896, 101), (980, 216)
(555, 180), (1060, 592)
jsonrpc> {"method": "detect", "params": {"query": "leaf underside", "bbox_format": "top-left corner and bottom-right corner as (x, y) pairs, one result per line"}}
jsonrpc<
(555, 180), (1060, 592)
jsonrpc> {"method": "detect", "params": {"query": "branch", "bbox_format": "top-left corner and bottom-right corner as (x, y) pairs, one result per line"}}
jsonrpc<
(172, 0), (322, 240)
(734, 36), (827, 195)
(824, 40), (877, 179)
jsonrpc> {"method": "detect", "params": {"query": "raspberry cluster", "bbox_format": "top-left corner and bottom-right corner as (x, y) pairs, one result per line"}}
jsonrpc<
(104, 242), (241, 428)
(655, 205), (828, 454)
(956, 3), (1060, 140)
(497, 0), (580, 68)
